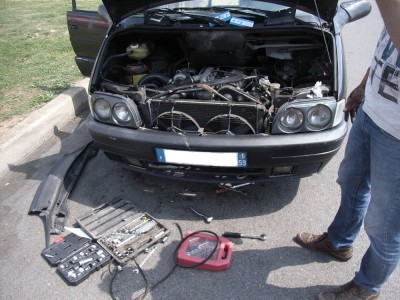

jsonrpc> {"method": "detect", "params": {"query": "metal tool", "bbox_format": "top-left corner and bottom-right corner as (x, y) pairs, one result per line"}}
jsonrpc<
(222, 232), (267, 241)
(215, 182), (254, 195)
(132, 247), (157, 274)
(78, 257), (93, 266)
(189, 207), (213, 223)
(115, 220), (157, 248)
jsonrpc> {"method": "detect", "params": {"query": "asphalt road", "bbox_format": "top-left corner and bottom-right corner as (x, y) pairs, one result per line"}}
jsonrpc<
(1, 3), (398, 300)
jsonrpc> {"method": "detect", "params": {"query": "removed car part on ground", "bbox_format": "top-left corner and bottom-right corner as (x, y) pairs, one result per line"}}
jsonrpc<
(29, 141), (100, 247)
(67, 0), (371, 183)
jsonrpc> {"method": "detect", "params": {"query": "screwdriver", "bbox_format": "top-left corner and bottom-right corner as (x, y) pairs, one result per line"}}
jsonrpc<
(222, 232), (267, 241)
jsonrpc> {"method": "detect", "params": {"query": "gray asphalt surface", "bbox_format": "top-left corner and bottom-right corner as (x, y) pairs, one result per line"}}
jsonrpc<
(1, 2), (399, 300)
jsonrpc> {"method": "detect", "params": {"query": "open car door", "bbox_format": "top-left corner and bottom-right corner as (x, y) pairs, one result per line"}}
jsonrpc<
(67, 1), (108, 76)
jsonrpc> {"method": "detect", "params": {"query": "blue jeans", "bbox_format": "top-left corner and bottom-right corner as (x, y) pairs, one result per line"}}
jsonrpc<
(327, 106), (400, 293)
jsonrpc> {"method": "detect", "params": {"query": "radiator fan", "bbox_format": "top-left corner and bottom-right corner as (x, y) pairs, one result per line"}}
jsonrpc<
(157, 111), (200, 133)
(204, 114), (255, 135)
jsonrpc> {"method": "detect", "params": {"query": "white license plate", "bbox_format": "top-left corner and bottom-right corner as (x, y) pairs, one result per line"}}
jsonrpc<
(155, 148), (247, 168)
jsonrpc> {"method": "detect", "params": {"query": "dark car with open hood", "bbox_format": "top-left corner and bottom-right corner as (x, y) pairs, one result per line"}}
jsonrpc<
(67, 0), (371, 183)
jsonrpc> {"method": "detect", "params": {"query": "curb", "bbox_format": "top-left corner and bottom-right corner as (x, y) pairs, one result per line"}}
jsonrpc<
(0, 78), (90, 177)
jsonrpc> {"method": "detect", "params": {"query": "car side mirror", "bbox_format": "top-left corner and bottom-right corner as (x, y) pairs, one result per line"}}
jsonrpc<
(333, 0), (371, 34)
(98, 4), (112, 26)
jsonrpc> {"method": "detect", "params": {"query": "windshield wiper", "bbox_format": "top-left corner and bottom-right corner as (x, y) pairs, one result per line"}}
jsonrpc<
(222, 6), (296, 25)
(220, 6), (267, 17)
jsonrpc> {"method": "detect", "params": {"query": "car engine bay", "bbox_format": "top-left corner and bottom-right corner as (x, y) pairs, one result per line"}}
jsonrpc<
(92, 28), (335, 135)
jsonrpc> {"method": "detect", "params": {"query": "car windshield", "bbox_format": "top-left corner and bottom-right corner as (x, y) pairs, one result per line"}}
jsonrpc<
(158, 0), (287, 11)
(139, 0), (322, 26)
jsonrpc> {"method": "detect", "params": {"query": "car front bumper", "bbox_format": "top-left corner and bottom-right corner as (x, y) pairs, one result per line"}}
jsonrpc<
(86, 115), (347, 182)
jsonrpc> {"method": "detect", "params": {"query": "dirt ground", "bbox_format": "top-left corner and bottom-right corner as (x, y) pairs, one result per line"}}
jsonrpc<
(0, 114), (29, 137)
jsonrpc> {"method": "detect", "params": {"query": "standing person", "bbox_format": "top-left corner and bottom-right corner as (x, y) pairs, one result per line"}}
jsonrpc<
(295, 1), (400, 299)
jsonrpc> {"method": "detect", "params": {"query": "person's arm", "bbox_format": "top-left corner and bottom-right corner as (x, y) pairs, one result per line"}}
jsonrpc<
(375, 0), (400, 50)
(344, 68), (370, 123)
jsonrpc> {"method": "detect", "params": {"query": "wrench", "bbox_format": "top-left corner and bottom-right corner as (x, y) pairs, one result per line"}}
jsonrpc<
(215, 183), (254, 195)
(132, 247), (156, 274)
(222, 232), (267, 241)
(189, 207), (213, 223)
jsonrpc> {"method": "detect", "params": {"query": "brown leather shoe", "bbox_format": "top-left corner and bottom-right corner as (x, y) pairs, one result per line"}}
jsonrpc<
(316, 280), (379, 300)
(295, 232), (353, 261)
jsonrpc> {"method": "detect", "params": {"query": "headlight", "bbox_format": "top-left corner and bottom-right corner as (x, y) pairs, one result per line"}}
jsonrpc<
(272, 98), (337, 134)
(113, 103), (132, 123)
(307, 104), (332, 129)
(280, 108), (304, 130)
(91, 91), (143, 128)
(93, 98), (111, 120)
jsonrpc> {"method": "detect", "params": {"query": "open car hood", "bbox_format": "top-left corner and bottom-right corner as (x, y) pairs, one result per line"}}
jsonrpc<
(102, 0), (339, 24)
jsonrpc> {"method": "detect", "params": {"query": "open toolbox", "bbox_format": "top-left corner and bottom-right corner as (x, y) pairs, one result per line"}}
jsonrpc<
(42, 233), (111, 285)
(76, 197), (170, 264)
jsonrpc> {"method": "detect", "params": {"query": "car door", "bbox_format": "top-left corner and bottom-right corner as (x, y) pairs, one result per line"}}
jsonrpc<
(67, 1), (109, 76)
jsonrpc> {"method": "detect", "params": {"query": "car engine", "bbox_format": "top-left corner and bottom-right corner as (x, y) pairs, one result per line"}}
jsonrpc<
(93, 29), (334, 135)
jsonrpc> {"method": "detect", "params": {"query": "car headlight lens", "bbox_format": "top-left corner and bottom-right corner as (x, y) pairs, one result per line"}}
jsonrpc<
(307, 104), (332, 128)
(93, 98), (111, 120)
(113, 103), (132, 123)
(280, 108), (304, 129)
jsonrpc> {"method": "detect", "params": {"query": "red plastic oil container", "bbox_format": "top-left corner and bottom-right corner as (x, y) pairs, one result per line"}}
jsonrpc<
(177, 231), (233, 271)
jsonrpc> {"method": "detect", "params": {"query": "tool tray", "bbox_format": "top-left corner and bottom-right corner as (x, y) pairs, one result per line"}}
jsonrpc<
(42, 233), (91, 266)
(42, 234), (111, 285)
(76, 197), (169, 264)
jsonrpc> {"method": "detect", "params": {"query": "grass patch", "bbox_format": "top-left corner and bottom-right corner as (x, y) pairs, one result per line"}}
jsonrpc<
(0, 0), (101, 122)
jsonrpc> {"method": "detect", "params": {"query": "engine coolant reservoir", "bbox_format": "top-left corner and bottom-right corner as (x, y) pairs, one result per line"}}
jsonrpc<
(126, 41), (154, 60)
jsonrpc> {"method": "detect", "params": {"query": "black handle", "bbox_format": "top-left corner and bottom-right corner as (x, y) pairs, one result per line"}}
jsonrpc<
(222, 232), (242, 238)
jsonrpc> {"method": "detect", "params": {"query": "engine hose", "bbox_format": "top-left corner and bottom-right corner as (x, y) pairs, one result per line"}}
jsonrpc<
(218, 85), (262, 104)
(197, 84), (232, 102)
(151, 74), (247, 99)
(138, 73), (171, 87)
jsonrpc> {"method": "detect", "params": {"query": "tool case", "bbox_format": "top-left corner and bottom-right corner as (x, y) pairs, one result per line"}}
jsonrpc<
(42, 234), (111, 285)
(76, 197), (170, 264)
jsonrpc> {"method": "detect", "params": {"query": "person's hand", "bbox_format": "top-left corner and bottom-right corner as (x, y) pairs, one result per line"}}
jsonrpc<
(345, 68), (369, 123)
(344, 85), (365, 123)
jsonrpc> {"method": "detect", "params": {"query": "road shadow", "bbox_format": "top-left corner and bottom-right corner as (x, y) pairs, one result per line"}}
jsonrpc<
(98, 241), (337, 300)
(68, 151), (300, 221)
(8, 122), (91, 181)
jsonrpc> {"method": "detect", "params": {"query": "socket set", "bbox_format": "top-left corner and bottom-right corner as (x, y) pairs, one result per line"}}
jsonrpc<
(42, 233), (91, 266)
(76, 197), (169, 264)
(42, 234), (111, 285)
(57, 243), (111, 285)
